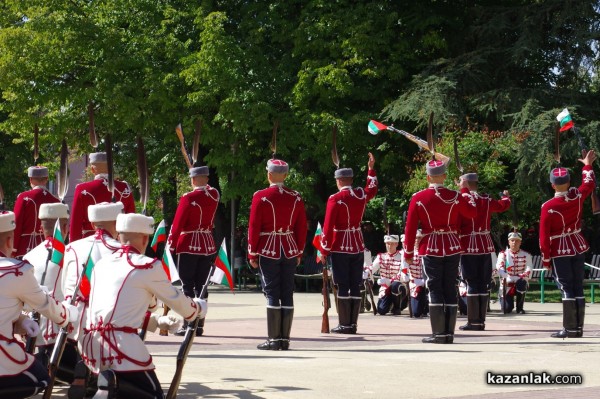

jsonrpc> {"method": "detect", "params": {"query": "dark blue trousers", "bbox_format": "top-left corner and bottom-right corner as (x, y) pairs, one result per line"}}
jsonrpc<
(422, 254), (460, 305)
(259, 256), (297, 307)
(331, 252), (364, 298)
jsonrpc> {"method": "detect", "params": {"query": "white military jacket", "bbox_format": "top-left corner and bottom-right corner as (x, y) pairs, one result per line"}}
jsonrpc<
(23, 237), (64, 346)
(62, 229), (121, 342)
(0, 257), (69, 376)
(81, 246), (199, 373)
(496, 248), (532, 291)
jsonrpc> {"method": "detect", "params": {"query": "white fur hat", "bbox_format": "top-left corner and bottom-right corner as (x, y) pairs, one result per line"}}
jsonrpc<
(88, 202), (124, 223)
(39, 203), (69, 220)
(384, 234), (399, 243)
(0, 211), (16, 233)
(116, 213), (154, 235)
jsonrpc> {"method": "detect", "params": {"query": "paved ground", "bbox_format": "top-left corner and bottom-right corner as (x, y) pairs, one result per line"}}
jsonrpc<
(49, 287), (600, 398)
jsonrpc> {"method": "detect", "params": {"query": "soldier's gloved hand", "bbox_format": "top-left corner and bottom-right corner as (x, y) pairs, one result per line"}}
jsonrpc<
(20, 318), (40, 337)
(507, 275), (519, 283)
(413, 278), (425, 287)
(159, 316), (182, 334)
(39, 285), (50, 294)
(193, 298), (208, 319)
(362, 269), (370, 280)
(498, 269), (508, 279)
(378, 277), (391, 286)
(62, 301), (79, 323)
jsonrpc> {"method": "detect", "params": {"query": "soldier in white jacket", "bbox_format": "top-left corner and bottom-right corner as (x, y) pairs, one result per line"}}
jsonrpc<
(81, 213), (206, 398)
(403, 231), (429, 318)
(0, 211), (77, 398)
(496, 232), (532, 314)
(22, 203), (70, 370)
(368, 235), (409, 315)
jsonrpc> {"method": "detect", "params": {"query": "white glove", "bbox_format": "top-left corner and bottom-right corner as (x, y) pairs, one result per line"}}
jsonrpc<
(362, 269), (370, 280)
(377, 277), (391, 286)
(413, 278), (425, 287)
(498, 269), (508, 278)
(62, 301), (79, 323)
(158, 315), (182, 334)
(20, 318), (40, 337)
(507, 275), (519, 283)
(40, 285), (50, 294)
(193, 298), (208, 319)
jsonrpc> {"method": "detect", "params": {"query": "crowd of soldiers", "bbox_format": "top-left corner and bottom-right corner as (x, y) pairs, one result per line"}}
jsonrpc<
(0, 142), (596, 397)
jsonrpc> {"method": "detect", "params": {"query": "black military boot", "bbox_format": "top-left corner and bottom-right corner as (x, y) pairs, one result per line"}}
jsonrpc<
(445, 305), (458, 343)
(422, 305), (448, 343)
(349, 298), (362, 333)
(460, 296), (484, 331)
(174, 320), (189, 336)
(280, 308), (294, 350)
(516, 292), (526, 314)
(331, 298), (353, 334)
(67, 361), (90, 399)
(479, 294), (489, 327)
(257, 308), (282, 350)
(551, 300), (579, 338)
(95, 369), (117, 398)
(196, 317), (205, 337)
(576, 297), (585, 337)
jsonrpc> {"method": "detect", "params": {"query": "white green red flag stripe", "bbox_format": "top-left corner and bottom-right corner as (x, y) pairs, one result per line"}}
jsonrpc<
(151, 220), (167, 252)
(312, 222), (325, 264)
(556, 108), (574, 132)
(50, 219), (65, 267)
(368, 120), (387, 135)
(209, 238), (234, 291)
(162, 242), (180, 282)
(79, 246), (95, 298)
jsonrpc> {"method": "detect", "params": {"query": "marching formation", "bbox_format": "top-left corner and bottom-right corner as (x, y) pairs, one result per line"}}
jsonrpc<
(0, 110), (598, 398)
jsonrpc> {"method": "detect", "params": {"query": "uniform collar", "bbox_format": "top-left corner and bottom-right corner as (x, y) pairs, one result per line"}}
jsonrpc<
(339, 185), (352, 191)
(270, 183), (284, 187)
(95, 173), (108, 180)
(554, 191), (568, 198)
(194, 185), (207, 190)
(428, 183), (444, 188)
(32, 185), (47, 190)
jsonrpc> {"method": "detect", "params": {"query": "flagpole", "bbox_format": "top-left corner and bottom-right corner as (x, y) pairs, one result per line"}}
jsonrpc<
(230, 169), (236, 285)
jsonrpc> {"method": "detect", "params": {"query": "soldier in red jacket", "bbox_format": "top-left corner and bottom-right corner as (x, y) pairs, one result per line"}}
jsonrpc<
(69, 153), (135, 241)
(12, 166), (60, 258)
(457, 173), (511, 331)
(403, 160), (476, 344)
(168, 166), (220, 337)
(540, 150), (596, 338)
(248, 159), (307, 350)
(320, 153), (378, 334)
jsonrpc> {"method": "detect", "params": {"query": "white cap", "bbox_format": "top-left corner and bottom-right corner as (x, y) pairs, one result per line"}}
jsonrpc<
(0, 211), (16, 233)
(116, 213), (155, 235)
(384, 234), (399, 243)
(39, 203), (69, 220)
(88, 202), (124, 222)
(89, 152), (107, 164)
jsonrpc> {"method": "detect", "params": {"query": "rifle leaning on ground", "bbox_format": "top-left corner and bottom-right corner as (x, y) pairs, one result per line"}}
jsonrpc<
(321, 259), (330, 333)
(166, 265), (215, 399)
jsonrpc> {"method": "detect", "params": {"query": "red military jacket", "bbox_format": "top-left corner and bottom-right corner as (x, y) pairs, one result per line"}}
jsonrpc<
(248, 183), (307, 260)
(403, 184), (476, 260)
(168, 185), (220, 255)
(321, 170), (378, 255)
(459, 192), (511, 254)
(69, 175), (135, 241)
(539, 165), (595, 267)
(12, 186), (59, 257)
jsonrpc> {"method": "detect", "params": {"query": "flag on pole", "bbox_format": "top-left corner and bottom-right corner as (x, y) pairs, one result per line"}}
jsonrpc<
(151, 220), (167, 252)
(79, 246), (95, 298)
(162, 243), (180, 283)
(368, 120), (387, 136)
(556, 108), (574, 132)
(50, 219), (65, 267)
(312, 222), (325, 264)
(210, 239), (234, 291)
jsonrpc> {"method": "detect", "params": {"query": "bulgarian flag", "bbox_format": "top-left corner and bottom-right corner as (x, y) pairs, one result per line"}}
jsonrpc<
(556, 108), (574, 132)
(79, 246), (95, 298)
(50, 219), (65, 267)
(209, 238), (234, 291)
(368, 120), (387, 136)
(312, 222), (325, 264)
(161, 243), (180, 283)
(151, 220), (167, 252)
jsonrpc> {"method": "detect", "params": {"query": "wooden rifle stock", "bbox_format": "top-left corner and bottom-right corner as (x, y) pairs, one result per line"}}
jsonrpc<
(166, 265), (215, 399)
(365, 279), (377, 316)
(321, 264), (330, 333)
(159, 304), (171, 336)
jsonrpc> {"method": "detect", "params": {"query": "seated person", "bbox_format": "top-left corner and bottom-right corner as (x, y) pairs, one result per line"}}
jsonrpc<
(403, 230), (429, 318)
(496, 232), (532, 314)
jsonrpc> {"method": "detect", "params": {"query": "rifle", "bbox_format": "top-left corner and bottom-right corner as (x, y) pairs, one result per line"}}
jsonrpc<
(321, 262), (330, 333)
(25, 247), (52, 353)
(166, 265), (215, 399)
(43, 242), (97, 399)
(175, 124), (193, 169)
(368, 119), (450, 164)
(365, 277), (377, 316)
